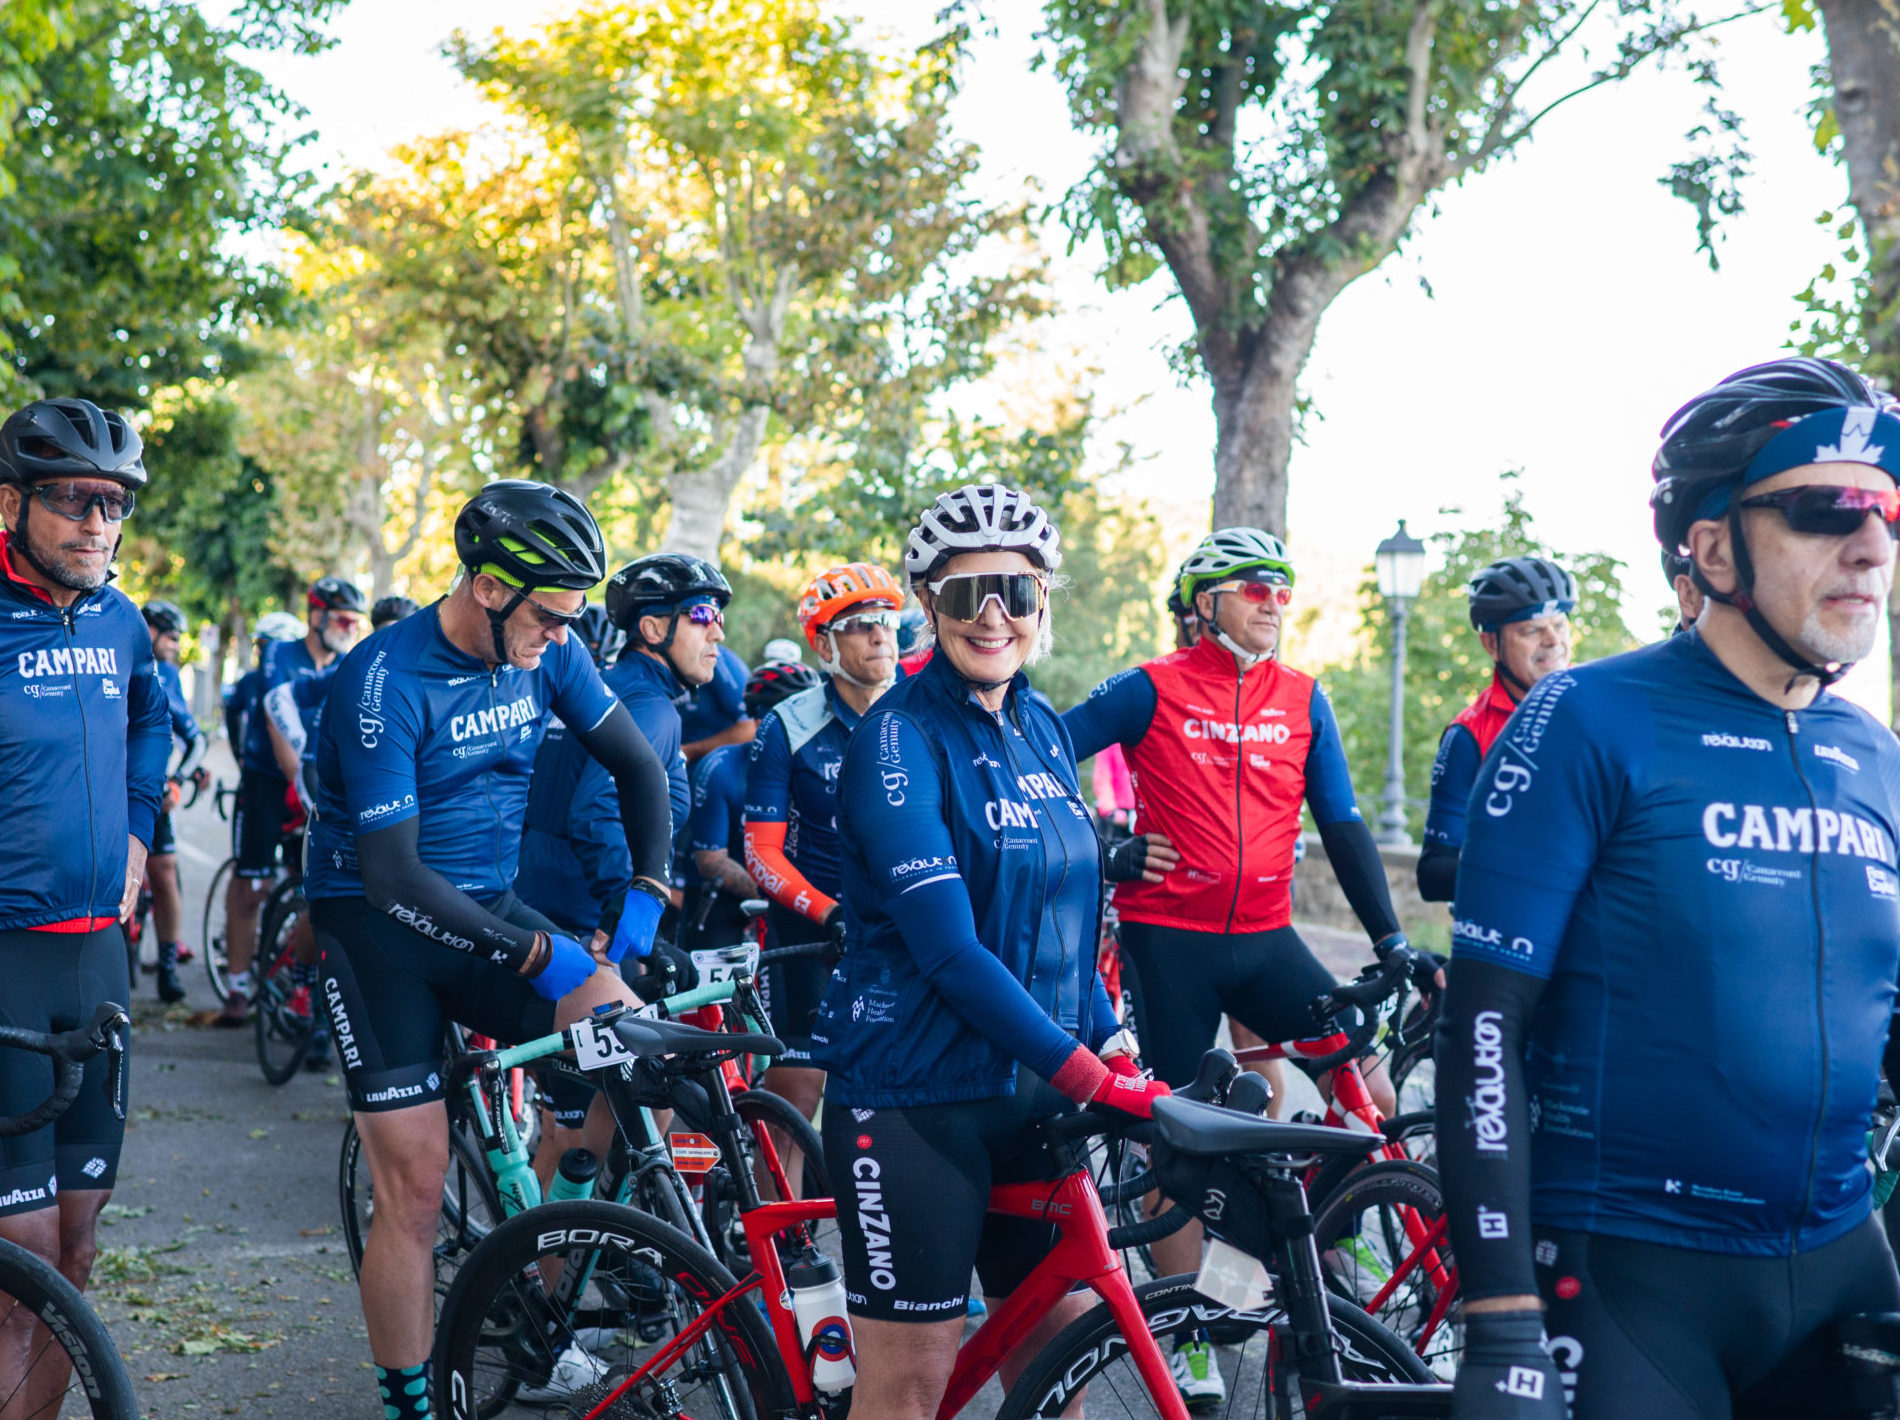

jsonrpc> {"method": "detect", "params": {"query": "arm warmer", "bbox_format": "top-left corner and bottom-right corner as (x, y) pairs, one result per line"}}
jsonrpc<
(263, 682), (307, 761)
(1316, 817), (1402, 943)
(745, 819), (836, 924)
(1434, 958), (1549, 1301)
(124, 641), (172, 847)
(1061, 668), (1156, 763)
(357, 816), (540, 972)
(569, 699), (673, 886)
(1416, 842), (1460, 903)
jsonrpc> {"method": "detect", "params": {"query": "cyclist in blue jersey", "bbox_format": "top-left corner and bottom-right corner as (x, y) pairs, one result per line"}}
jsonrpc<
(1416, 558), (1574, 903)
(814, 485), (1169, 1420)
(219, 576), (366, 1024)
(1439, 357), (1900, 1420)
(0, 400), (169, 1410)
(260, 593), (419, 1068)
(306, 481), (674, 1420)
(516, 555), (720, 956)
(682, 660), (818, 955)
(140, 600), (210, 1003)
(746, 561), (903, 1123)
(223, 612), (301, 751)
(680, 641), (752, 762)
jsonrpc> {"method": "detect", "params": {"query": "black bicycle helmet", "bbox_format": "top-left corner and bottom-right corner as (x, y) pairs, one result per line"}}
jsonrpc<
(605, 554), (733, 632)
(141, 600), (186, 636)
(1650, 356), (1883, 552)
(1467, 557), (1576, 632)
(454, 480), (606, 592)
(370, 594), (420, 629)
(0, 398), (146, 489)
(1660, 548), (1692, 589)
(575, 603), (624, 667)
(1651, 356), (1894, 685)
(743, 660), (821, 718)
(308, 576), (369, 614)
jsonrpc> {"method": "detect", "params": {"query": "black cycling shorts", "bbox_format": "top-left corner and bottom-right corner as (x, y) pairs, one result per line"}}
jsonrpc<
(762, 903), (829, 1063)
(0, 927), (130, 1214)
(313, 892), (560, 1113)
(149, 807), (176, 859)
(822, 1072), (1075, 1323)
(1536, 1217), (1900, 1419)
(232, 767), (289, 878)
(1118, 920), (1338, 1088)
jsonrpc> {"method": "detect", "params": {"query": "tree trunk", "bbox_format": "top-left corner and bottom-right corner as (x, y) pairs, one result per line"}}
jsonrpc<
(1208, 295), (1332, 536)
(1817, 0), (1900, 724)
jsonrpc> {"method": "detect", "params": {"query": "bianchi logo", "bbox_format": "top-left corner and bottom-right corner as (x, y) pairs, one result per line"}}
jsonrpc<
(1702, 732), (1771, 752)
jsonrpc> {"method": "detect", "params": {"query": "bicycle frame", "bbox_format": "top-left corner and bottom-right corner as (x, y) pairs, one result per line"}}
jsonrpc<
(1235, 1034), (1457, 1350)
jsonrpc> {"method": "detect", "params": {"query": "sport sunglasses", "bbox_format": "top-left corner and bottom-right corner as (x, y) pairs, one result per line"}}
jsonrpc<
(1210, 578), (1293, 607)
(926, 572), (1048, 622)
(824, 609), (901, 637)
(28, 481), (136, 523)
(1739, 484), (1900, 539)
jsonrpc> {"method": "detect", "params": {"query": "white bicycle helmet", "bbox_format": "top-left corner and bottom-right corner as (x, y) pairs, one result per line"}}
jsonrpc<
(254, 611), (305, 643)
(1175, 527), (1295, 606)
(903, 484), (1062, 583)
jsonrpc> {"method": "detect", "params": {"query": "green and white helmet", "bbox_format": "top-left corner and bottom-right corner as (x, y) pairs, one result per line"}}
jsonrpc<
(1175, 527), (1295, 608)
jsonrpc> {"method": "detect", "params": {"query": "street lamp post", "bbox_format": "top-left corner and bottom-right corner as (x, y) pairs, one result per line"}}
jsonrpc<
(1374, 520), (1427, 846)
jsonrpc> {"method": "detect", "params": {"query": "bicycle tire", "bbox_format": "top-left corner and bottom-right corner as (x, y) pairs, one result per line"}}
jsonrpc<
(732, 1087), (829, 1200)
(0, 1234), (141, 1420)
(995, 1273), (1435, 1417)
(201, 854), (236, 999)
(253, 879), (313, 1086)
(339, 1119), (504, 1307)
(1309, 1158), (1459, 1379)
(432, 1199), (793, 1420)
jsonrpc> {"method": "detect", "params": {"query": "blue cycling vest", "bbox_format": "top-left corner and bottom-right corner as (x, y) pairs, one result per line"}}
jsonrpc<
(1453, 630), (1900, 1256)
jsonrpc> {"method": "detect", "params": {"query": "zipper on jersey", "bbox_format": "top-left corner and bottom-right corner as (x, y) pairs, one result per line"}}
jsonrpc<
(1225, 664), (1245, 933)
(483, 665), (505, 889)
(65, 605), (100, 916)
(1785, 706), (1829, 1249)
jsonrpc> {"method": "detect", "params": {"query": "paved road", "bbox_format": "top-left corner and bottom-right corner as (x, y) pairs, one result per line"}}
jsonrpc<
(85, 745), (1359, 1419)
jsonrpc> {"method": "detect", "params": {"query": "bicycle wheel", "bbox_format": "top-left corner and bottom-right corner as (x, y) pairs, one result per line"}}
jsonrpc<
(1390, 1035), (1437, 1165)
(732, 1087), (828, 1200)
(339, 1119), (504, 1307)
(253, 881), (313, 1085)
(201, 855), (236, 999)
(995, 1273), (1434, 1417)
(433, 1199), (793, 1420)
(0, 1235), (140, 1419)
(1309, 1158), (1460, 1380)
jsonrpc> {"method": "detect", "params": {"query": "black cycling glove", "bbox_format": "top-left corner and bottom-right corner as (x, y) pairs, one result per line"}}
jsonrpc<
(1451, 1312), (1565, 1419)
(1103, 834), (1152, 883)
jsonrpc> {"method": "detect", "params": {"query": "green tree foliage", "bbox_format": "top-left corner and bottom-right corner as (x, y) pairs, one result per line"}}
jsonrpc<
(1314, 476), (1636, 832)
(1037, 0), (1757, 535)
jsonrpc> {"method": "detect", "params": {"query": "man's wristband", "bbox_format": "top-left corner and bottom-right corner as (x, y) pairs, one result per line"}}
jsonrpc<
(630, 878), (670, 908)
(519, 932), (549, 978)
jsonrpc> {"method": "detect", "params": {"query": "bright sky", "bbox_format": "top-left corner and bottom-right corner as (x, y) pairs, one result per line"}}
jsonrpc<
(251, 1), (1886, 716)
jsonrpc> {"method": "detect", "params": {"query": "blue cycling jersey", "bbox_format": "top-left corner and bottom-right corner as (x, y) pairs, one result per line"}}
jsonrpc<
(0, 541), (170, 929)
(678, 644), (748, 745)
(744, 681), (859, 902)
(811, 653), (1119, 1108)
(1423, 724), (1482, 852)
(1453, 630), (1900, 1256)
(515, 650), (690, 932)
(306, 605), (617, 902)
(242, 639), (318, 775)
(225, 666), (262, 754)
(688, 742), (746, 860)
(154, 659), (200, 757)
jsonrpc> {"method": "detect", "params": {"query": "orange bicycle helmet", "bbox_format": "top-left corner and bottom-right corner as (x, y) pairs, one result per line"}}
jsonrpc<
(795, 561), (901, 650)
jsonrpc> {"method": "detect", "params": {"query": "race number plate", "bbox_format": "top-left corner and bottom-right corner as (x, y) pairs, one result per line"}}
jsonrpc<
(691, 943), (759, 986)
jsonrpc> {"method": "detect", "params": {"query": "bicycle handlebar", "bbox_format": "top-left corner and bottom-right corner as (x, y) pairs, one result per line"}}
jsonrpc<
(0, 1003), (128, 1138)
(756, 939), (833, 965)
(1299, 948), (1429, 1073)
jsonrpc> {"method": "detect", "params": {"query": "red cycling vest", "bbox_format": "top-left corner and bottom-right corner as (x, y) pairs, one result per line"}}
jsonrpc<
(1449, 670), (1519, 760)
(1116, 637), (1318, 934)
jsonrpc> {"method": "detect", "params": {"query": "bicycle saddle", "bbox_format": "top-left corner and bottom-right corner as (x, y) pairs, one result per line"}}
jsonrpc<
(609, 1013), (784, 1059)
(1151, 1096), (1372, 1159)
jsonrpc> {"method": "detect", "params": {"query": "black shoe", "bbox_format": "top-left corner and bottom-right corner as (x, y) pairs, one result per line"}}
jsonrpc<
(156, 943), (187, 1004)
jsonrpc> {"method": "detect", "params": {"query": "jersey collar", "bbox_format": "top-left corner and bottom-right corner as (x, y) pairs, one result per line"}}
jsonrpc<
(0, 531), (61, 606)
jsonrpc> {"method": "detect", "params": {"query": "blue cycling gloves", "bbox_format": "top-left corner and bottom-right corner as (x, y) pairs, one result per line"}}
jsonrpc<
(607, 887), (665, 964)
(530, 932), (595, 1001)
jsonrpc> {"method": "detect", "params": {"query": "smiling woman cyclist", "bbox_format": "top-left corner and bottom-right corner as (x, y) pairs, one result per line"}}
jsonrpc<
(812, 483), (1169, 1420)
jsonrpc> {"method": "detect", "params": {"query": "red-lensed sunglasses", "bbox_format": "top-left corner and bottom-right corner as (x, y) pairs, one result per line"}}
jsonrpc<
(1212, 579), (1293, 607)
